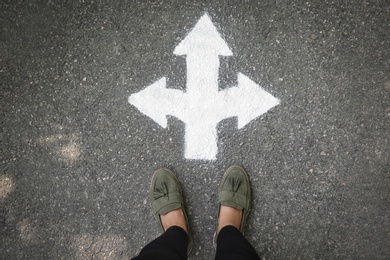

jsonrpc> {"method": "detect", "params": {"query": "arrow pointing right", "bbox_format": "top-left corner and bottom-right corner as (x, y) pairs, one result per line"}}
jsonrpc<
(222, 73), (280, 129)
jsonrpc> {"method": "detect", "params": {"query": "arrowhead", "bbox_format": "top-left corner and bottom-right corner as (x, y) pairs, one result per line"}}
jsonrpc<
(128, 77), (170, 128)
(174, 13), (233, 56)
(235, 73), (280, 129)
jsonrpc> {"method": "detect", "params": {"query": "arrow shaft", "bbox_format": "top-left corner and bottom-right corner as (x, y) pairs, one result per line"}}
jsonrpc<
(184, 121), (218, 160)
(186, 53), (220, 97)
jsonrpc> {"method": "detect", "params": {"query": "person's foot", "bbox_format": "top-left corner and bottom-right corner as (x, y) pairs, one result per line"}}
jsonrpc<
(150, 168), (193, 253)
(217, 205), (242, 234)
(217, 165), (252, 234)
(161, 208), (188, 234)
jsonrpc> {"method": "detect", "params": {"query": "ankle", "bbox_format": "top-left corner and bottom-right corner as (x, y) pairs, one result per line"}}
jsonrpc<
(161, 208), (188, 234)
(217, 205), (242, 234)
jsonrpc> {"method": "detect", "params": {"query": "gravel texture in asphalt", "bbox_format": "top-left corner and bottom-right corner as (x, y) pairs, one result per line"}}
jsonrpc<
(1, 1), (389, 259)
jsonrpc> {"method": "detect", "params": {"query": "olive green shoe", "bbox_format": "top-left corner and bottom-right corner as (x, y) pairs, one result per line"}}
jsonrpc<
(150, 168), (193, 254)
(214, 165), (252, 247)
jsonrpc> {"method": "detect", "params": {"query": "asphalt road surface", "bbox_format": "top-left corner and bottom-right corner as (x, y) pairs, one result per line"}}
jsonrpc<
(1, 1), (389, 259)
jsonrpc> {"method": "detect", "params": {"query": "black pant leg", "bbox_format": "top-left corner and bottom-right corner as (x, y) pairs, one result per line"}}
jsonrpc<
(132, 226), (188, 260)
(215, 225), (260, 260)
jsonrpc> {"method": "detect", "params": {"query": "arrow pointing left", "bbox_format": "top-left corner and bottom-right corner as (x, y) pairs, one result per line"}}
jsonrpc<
(129, 77), (185, 128)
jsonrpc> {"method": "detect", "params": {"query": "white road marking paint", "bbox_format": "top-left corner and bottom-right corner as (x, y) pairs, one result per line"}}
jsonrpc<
(129, 13), (280, 160)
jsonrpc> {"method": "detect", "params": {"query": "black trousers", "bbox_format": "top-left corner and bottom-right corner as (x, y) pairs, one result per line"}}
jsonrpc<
(133, 225), (260, 260)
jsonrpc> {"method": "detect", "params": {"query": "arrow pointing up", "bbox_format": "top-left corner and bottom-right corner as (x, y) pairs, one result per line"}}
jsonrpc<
(129, 13), (280, 160)
(174, 13), (232, 56)
(174, 13), (232, 97)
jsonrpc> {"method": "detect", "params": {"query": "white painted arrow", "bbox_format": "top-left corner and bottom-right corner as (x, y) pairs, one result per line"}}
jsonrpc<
(174, 13), (232, 97)
(129, 13), (280, 160)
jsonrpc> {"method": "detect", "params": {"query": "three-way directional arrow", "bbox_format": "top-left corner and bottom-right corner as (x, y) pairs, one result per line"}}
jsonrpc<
(129, 13), (280, 160)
